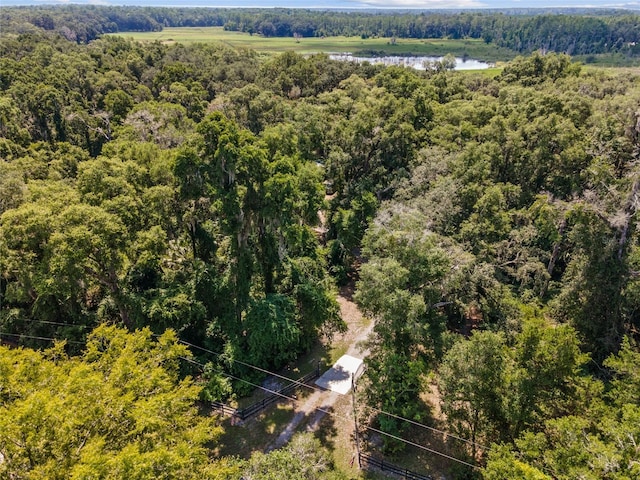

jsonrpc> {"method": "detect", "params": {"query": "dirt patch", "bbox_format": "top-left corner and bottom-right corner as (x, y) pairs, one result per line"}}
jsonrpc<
(336, 284), (374, 359)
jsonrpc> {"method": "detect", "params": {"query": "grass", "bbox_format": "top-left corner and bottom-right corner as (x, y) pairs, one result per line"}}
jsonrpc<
(112, 27), (517, 62)
(291, 340), (333, 376)
(472, 66), (503, 78)
(216, 392), (387, 479)
(574, 52), (640, 68)
(315, 393), (390, 480)
(214, 402), (297, 458)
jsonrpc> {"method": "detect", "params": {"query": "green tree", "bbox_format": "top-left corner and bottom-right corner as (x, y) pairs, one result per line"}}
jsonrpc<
(103, 89), (133, 124)
(48, 204), (131, 325)
(175, 112), (340, 370)
(243, 433), (338, 480)
(483, 445), (551, 480)
(439, 320), (589, 458)
(505, 319), (589, 439)
(550, 203), (626, 361)
(604, 336), (640, 406)
(438, 331), (509, 457)
(355, 208), (455, 450)
(0, 162), (26, 215)
(244, 294), (300, 370)
(0, 325), (232, 480)
(498, 52), (580, 86)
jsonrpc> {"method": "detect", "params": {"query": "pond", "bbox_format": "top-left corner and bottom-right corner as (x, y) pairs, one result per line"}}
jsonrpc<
(328, 54), (493, 71)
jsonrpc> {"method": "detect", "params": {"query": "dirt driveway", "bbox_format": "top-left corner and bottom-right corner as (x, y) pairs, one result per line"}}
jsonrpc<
(270, 283), (373, 450)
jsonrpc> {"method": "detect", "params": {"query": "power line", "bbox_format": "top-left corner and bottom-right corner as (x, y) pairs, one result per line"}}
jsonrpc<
(179, 339), (321, 394)
(368, 406), (490, 451)
(364, 425), (479, 470)
(5, 328), (489, 456)
(24, 319), (89, 329)
(181, 338), (488, 452)
(1, 331), (482, 471)
(181, 338), (490, 453)
(181, 356), (307, 403)
(180, 356), (480, 470)
(0, 332), (85, 344)
(5, 328), (488, 462)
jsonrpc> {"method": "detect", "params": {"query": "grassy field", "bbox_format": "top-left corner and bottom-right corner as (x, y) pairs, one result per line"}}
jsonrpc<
(113, 27), (517, 62)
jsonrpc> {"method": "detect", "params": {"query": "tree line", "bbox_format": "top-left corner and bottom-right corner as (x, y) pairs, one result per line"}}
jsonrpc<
(1, 25), (640, 478)
(2, 6), (640, 58)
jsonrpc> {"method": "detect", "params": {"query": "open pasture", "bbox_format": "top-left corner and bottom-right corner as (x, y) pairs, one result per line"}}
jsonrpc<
(114, 27), (516, 62)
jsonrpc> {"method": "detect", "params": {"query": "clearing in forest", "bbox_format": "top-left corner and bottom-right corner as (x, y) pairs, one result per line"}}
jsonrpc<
(111, 27), (516, 62)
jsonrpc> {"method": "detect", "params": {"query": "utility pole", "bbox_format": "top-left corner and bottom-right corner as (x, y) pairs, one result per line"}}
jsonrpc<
(351, 372), (361, 468)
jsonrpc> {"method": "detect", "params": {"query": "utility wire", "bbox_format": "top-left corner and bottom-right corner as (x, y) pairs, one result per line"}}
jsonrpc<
(4, 329), (489, 454)
(179, 339), (320, 393)
(1, 332), (483, 471)
(181, 338), (488, 451)
(23, 319), (89, 328)
(368, 406), (490, 451)
(364, 425), (479, 470)
(0, 332), (85, 344)
(181, 356), (306, 403)
(182, 356), (480, 470)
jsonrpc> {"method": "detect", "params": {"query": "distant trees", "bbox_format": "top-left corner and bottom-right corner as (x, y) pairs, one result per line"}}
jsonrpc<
(3, 6), (640, 58)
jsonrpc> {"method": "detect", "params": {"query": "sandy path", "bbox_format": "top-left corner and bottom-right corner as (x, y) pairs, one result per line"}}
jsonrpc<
(270, 284), (373, 450)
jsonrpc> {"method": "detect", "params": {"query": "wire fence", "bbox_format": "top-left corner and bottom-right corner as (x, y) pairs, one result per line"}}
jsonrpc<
(211, 364), (321, 421)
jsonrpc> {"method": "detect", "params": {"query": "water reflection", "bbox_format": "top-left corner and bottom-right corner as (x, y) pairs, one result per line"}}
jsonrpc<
(329, 54), (492, 70)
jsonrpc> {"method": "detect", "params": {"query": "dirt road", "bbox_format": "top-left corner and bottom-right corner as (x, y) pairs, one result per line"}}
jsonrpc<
(270, 284), (373, 450)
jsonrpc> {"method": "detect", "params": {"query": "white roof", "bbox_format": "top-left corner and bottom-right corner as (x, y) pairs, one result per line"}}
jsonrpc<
(314, 354), (363, 395)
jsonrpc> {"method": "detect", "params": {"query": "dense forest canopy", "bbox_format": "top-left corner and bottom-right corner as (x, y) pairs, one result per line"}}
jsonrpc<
(1, 6), (640, 479)
(2, 5), (640, 58)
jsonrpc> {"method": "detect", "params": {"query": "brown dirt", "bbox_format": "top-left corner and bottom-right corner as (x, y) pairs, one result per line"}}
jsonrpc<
(337, 283), (374, 358)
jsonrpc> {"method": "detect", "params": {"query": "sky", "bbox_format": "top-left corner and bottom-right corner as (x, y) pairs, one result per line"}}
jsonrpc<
(2, 0), (640, 10)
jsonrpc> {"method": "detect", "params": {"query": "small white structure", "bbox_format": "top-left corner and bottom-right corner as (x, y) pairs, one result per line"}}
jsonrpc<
(315, 354), (363, 395)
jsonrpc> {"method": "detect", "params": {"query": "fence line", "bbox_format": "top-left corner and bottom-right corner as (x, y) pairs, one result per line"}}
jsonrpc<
(359, 452), (433, 480)
(212, 364), (321, 421)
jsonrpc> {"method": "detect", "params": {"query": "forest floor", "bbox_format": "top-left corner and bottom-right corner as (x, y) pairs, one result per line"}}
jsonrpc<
(213, 277), (458, 479)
